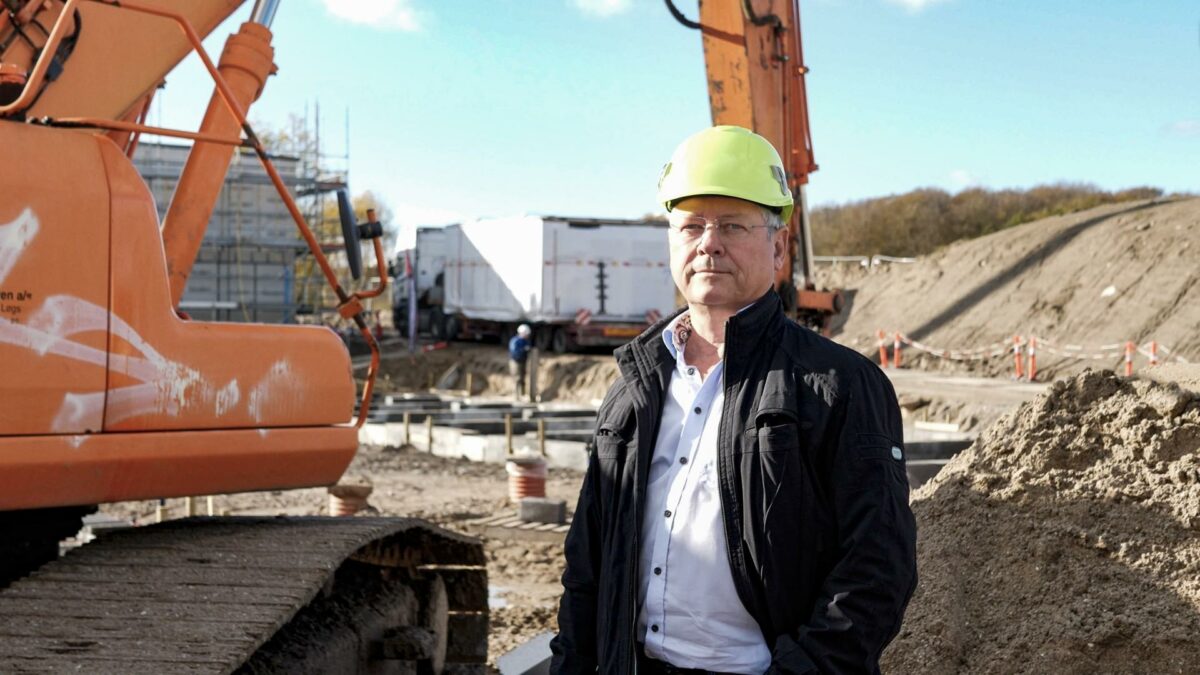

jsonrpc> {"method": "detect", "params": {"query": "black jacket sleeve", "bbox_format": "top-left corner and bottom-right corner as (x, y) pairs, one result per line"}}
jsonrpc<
(549, 440), (604, 673)
(769, 364), (918, 674)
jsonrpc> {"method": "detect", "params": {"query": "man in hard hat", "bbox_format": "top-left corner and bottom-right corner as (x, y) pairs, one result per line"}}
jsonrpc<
(509, 324), (533, 399)
(551, 126), (916, 674)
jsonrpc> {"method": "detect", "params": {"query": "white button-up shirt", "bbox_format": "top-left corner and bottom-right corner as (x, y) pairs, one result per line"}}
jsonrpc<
(636, 312), (771, 674)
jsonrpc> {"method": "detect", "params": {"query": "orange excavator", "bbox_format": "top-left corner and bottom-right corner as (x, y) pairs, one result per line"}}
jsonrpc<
(0, 1), (486, 671)
(0, 0), (831, 671)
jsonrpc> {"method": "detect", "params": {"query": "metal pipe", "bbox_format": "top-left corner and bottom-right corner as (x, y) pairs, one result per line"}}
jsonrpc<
(249, 0), (281, 27)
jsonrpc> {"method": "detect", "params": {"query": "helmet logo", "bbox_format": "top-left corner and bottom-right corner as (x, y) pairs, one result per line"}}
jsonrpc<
(658, 162), (672, 190)
(770, 165), (788, 196)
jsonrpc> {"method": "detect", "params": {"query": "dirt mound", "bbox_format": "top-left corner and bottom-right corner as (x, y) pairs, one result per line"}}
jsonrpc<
(830, 198), (1200, 379)
(375, 343), (619, 405)
(885, 368), (1200, 673)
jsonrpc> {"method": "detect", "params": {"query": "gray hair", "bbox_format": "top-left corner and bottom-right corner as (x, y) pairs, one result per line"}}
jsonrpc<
(761, 206), (786, 232)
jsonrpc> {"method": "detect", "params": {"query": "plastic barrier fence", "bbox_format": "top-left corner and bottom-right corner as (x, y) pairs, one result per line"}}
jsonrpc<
(874, 331), (1190, 381)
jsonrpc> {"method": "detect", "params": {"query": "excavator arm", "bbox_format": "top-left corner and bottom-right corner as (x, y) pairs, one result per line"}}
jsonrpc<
(670, 0), (842, 330)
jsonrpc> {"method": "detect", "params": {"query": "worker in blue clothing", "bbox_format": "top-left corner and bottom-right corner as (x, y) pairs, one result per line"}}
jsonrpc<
(509, 323), (533, 399)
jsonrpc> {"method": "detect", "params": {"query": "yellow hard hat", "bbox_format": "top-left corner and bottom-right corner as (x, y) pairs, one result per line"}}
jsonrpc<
(657, 125), (794, 222)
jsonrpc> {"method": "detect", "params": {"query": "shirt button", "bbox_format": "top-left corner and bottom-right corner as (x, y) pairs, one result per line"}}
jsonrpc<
(664, 509), (672, 518)
(651, 624), (659, 633)
(693, 406), (702, 414)
(679, 456), (688, 465)
(687, 367), (695, 376)
(654, 566), (662, 575)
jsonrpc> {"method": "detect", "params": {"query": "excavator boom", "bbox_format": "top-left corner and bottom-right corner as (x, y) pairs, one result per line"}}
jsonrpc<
(678, 0), (841, 328)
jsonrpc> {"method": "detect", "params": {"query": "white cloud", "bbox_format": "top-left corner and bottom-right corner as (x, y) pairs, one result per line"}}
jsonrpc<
(1164, 120), (1200, 137)
(572, 0), (633, 18)
(948, 169), (981, 189)
(389, 203), (469, 254)
(884, 0), (950, 12)
(320, 0), (424, 31)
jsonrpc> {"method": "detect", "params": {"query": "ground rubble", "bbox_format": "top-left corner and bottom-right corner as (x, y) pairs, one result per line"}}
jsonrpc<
(884, 368), (1200, 674)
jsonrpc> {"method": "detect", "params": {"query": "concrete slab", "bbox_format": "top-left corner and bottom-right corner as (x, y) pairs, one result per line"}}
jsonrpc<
(497, 631), (554, 675)
(519, 498), (567, 525)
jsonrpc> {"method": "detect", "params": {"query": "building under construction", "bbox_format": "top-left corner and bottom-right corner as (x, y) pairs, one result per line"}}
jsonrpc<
(133, 141), (345, 324)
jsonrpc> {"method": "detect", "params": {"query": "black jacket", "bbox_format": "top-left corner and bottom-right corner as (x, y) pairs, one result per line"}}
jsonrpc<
(550, 291), (917, 674)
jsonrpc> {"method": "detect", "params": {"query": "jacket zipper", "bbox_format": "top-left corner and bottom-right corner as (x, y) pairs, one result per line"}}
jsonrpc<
(625, 349), (657, 675)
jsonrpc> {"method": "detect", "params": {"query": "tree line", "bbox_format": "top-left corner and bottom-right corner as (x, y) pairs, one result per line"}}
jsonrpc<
(810, 183), (1167, 257)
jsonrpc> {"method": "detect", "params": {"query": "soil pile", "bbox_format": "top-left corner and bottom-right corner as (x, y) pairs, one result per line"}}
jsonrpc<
(829, 198), (1200, 379)
(374, 343), (619, 405)
(885, 368), (1200, 674)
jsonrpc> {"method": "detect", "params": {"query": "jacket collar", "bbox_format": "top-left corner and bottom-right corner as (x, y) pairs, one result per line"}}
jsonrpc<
(616, 288), (784, 383)
(722, 289), (785, 368)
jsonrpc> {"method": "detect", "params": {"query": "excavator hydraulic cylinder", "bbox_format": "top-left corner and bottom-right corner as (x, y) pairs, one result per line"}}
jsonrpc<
(160, 21), (276, 308)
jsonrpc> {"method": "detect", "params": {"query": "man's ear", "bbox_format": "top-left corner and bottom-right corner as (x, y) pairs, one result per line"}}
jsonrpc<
(773, 227), (789, 271)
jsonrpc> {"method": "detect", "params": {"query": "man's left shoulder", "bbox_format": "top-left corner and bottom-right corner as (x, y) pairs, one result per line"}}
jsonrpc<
(777, 323), (881, 377)
(769, 323), (896, 410)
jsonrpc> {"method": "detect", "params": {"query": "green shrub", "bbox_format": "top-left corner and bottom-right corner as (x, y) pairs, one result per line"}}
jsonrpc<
(811, 183), (1165, 257)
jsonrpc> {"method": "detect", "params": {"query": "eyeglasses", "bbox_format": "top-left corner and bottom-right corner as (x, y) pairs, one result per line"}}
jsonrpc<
(668, 218), (772, 242)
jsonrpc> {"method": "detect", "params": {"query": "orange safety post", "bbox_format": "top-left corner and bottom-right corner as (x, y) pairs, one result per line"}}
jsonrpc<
(893, 332), (902, 369)
(1124, 341), (1135, 376)
(1027, 336), (1038, 382)
(1149, 341), (1159, 367)
(877, 330), (890, 368)
(1012, 335), (1024, 379)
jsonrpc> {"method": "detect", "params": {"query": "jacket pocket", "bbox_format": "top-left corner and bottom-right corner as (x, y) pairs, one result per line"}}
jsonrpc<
(592, 431), (628, 528)
(757, 420), (800, 510)
(850, 432), (908, 491)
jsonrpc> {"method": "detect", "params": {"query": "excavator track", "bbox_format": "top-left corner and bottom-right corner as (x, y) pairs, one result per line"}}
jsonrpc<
(0, 517), (489, 674)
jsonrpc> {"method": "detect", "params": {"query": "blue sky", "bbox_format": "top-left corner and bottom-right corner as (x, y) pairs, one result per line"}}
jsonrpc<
(155, 0), (1199, 245)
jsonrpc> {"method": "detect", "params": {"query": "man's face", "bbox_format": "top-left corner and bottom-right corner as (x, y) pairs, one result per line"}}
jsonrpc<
(667, 195), (787, 312)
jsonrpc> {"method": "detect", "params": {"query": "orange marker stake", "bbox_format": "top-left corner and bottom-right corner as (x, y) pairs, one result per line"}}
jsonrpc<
(893, 332), (902, 369)
(1027, 337), (1038, 382)
(877, 330), (890, 368)
(1150, 341), (1159, 367)
(1125, 341), (1135, 376)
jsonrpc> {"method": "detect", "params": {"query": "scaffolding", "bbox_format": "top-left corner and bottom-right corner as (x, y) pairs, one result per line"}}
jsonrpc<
(133, 134), (348, 324)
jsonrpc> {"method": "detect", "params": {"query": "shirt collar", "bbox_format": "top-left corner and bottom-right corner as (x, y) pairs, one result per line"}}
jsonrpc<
(661, 311), (693, 360)
(660, 302), (759, 361)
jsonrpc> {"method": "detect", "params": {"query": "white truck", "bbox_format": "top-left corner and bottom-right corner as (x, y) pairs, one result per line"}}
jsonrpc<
(392, 226), (451, 336)
(438, 215), (676, 351)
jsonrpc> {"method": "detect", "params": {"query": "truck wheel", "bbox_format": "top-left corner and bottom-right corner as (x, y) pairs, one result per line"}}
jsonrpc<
(533, 326), (552, 351)
(430, 312), (445, 340)
(551, 327), (575, 354)
(443, 315), (460, 341)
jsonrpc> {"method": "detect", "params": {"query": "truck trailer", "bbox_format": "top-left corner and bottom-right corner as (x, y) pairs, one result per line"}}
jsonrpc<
(438, 215), (676, 352)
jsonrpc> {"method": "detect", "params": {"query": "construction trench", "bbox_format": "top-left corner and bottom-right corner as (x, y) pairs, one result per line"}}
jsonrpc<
(85, 200), (1200, 672)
